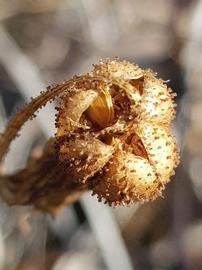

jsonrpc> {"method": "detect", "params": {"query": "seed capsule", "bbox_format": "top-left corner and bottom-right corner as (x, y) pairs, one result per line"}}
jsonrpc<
(55, 59), (180, 205)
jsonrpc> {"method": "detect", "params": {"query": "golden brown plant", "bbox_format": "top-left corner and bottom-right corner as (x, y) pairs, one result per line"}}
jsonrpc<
(0, 59), (179, 213)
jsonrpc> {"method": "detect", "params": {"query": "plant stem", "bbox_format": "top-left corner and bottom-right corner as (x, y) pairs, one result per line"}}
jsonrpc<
(0, 139), (88, 213)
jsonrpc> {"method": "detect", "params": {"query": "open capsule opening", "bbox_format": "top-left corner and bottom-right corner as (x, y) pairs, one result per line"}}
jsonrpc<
(86, 88), (114, 128)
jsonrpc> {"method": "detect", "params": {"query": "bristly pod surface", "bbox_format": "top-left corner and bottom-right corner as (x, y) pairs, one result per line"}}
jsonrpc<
(55, 58), (180, 206)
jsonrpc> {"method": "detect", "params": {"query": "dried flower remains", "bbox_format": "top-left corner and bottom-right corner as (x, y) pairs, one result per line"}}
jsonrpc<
(0, 59), (180, 213)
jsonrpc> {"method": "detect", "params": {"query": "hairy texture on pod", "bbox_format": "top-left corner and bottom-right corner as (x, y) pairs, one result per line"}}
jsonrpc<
(0, 58), (179, 211)
(56, 58), (180, 205)
(92, 149), (163, 205)
(58, 133), (115, 182)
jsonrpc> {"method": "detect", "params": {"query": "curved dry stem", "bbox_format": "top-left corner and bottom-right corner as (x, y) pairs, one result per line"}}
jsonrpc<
(0, 80), (69, 161)
(0, 75), (104, 161)
(0, 139), (87, 213)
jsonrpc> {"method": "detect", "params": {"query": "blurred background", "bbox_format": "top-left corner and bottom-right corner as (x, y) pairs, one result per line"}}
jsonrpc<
(0, 0), (202, 269)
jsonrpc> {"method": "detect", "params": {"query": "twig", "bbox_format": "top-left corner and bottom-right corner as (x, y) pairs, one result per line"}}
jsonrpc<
(0, 138), (87, 214)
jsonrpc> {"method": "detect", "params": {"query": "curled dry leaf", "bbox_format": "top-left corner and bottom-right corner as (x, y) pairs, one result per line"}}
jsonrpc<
(0, 59), (179, 212)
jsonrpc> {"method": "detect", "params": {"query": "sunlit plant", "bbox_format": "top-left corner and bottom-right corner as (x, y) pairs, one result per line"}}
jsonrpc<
(0, 59), (179, 213)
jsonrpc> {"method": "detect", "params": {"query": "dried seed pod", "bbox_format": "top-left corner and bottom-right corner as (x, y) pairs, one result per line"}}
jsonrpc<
(0, 58), (179, 211)
(56, 59), (180, 205)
